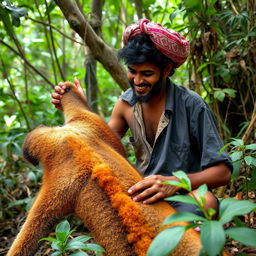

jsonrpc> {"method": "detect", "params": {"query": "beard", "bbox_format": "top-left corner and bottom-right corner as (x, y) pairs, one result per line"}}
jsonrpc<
(129, 78), (165, 103)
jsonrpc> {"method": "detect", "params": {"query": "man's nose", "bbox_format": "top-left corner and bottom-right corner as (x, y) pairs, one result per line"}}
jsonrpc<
(133, 74), (144, 85)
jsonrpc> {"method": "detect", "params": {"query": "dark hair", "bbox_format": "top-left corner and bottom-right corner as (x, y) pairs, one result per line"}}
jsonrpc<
(118, 34), (175, 76)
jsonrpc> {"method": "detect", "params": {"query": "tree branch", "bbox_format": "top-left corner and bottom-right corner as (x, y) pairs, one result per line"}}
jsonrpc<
(54, 0), (129, 91)
(0, 39), (55, 88)
(25, 15), (84, 45)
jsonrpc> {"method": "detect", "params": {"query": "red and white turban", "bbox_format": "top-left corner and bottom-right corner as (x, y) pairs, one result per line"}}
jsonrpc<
(122, 19), (190, 68)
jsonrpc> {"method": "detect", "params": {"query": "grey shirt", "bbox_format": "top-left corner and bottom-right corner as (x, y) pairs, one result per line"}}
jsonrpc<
(120, 79), (233, 176)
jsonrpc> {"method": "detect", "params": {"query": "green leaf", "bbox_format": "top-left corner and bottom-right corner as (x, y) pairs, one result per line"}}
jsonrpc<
(82, 243), (105, 252)
(214, 90), (225, 102)
(56, 220), (70, 233)
(223, 88), (237, 98)
(230, 151), (243, 162)
(55, 220), (70, 242)
(51, 252), (62, 256)
(56, 232), (69, 243)
(172, 171), (192, 191)
(200, 220), (225, 256)
(232, 159), (242, 179)
(39, 237), (57, 243)
(245, 143), (256, 150)
(163, 180), (190, 191)
(231, 139), (244, 147)
(197, 184), (208, 198)
(165, 195), (198, 206)
(71, 235), (92, 243)
(52, 241), (62, 250)
(225, 227), (256, 247)
(66, 241), (87, 250)
(69, 252), (89, 256)
(163, 211), (205, 225)
(245, 156), (256, 166)
(219, 198), (256, 224)
(146, 226), (185, 256)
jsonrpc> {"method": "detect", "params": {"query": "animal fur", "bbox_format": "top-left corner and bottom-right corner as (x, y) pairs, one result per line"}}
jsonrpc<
(7, 82), (201, 256)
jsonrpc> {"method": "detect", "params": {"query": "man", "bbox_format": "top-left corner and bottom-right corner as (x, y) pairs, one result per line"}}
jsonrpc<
(52, 19), (232, 216)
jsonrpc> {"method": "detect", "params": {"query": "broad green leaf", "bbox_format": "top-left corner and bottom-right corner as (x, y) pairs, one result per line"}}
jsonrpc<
(71, 235), (92, 243)
(82, 243), (105, 252)
(56, 231), (68, 243)
(172, 171), (192, 191)
(165, 195), (198, 206)
(66, 241), (88, 250)
(223, 88), (236, 98)
(231, 159), (242, 179)
(163, 211), (205, 225)
(230, 151), (243, 162)
(56, 220), (70, 233)
(69, 252), (89, 256)
(197, 184), (208, 198)
(244, 155), (253, 165)
(214, 90), (225, 102)
(245, 143), (256, 150)
(51, 241), (62, 250)
(219, 198), (256, 224)
(66, 241), (104, 252)
(230, 139), (244, 147)
(225, 227), (256, 247)
(200, 220), (225, 256)
(146, 226), (185, 256)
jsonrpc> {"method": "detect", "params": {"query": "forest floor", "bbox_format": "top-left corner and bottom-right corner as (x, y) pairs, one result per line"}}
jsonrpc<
(1, 210), (255, 256)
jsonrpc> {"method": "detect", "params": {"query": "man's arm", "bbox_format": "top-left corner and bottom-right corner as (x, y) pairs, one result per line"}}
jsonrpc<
(128, 162), (231, 204)
(108, 98), (130, 138)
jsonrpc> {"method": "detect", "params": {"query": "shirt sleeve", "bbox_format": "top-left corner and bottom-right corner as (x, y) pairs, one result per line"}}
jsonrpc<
(191, 102), (233, 172)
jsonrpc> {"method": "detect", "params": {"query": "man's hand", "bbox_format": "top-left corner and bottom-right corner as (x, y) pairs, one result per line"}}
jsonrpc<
(51, 77), (85, 111)
(128, 175), (180, 204)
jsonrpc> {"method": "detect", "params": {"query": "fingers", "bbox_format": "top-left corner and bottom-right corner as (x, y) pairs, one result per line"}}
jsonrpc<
(128, 178), (155, 195)
(128, 175), (178, 204)
(74, 77), (81, 88)
(55, 83), (66, 94)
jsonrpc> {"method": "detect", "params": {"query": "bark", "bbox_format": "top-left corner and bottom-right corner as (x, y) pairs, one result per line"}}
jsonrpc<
(54, 0), (129, 91)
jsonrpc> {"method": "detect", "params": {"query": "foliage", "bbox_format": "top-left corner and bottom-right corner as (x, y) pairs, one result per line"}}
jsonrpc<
(221, 139), (256, 198)
(147, 171), (256, 256)
(39, 220), (105, 256)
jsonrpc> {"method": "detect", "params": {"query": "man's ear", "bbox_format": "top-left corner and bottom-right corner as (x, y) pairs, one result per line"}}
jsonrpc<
(163, 63), (174, 77)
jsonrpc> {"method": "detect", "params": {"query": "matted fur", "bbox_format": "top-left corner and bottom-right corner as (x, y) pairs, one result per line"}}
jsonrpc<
(7, 82), (201, 256)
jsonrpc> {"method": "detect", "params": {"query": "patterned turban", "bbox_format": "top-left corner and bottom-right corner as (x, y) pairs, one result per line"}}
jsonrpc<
(122, 19), (190, 67)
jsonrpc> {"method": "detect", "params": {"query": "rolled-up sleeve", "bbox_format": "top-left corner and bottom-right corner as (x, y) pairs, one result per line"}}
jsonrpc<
(191, 103), (233, 172)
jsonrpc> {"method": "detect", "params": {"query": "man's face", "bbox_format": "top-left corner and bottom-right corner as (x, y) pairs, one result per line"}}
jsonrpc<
(127, 62), (164, 102)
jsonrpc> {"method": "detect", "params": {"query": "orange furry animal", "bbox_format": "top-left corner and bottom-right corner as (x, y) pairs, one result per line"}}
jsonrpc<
(7, 82), (201, 256)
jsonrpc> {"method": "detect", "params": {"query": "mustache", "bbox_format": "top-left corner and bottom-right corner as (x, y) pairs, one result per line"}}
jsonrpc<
(129, 80), (151, 88)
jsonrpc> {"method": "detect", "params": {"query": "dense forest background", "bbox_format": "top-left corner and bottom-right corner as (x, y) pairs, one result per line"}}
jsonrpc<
(0, 0), (255, 255)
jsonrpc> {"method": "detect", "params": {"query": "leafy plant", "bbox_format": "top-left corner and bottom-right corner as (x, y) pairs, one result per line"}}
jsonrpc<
(146, 171), (256, 256)
(39, 220), (105, 256)
(221, 139), (256, 196)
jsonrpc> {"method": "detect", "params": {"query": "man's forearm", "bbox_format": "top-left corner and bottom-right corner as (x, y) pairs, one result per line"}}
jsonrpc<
(186, 162), (231, 190)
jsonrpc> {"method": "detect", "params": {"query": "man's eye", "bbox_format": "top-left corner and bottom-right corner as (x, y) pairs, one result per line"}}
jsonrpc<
(143, 73), (154, 77)
(128, 69), (136, 74)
